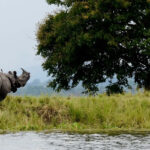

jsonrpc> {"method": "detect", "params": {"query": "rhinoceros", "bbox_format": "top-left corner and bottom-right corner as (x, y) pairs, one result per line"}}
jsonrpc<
(0, 68), (30, 101)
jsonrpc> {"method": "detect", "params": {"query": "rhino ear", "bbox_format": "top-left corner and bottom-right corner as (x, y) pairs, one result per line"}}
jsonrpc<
(8, 71), (13, 75)
(13, 71), (17, 78)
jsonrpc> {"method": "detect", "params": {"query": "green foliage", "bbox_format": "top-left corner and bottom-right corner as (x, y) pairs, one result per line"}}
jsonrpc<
(37, 0), (150, 94)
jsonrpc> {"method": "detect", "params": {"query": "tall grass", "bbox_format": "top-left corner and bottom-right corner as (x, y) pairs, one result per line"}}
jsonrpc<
(1, 92), (150, 133)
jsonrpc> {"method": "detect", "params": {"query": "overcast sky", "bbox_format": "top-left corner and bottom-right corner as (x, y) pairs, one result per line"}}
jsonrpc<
(0, 0), (57, 81)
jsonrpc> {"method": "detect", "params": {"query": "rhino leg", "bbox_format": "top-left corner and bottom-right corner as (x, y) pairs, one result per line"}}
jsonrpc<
(0, 94), (7, 101)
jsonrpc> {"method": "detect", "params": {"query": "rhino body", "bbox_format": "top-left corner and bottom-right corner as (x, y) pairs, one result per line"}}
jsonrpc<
(0, 68), (30, 101)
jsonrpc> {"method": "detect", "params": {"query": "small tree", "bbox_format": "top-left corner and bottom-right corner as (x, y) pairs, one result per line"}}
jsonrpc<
(37, 0), (150, 94)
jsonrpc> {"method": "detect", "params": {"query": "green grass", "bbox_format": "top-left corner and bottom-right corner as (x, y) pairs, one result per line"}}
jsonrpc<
(1, 92), (150, 134)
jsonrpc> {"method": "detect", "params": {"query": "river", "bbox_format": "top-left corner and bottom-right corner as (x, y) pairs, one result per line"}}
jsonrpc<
(0, 132), (150, 150)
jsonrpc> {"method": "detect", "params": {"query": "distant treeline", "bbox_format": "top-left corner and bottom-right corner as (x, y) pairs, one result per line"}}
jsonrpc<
(13, 78), (137, 96)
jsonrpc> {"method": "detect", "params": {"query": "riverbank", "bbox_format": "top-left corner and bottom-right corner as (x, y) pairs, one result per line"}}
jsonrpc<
(1, 92), (150, 134)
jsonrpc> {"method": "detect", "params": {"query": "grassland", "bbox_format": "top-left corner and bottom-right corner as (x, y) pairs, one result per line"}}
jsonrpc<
(1, 92), (150, 134)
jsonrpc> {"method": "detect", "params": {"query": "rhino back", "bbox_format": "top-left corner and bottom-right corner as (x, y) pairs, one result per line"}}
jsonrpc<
(0, 74), (2, 92)
(0, 73), (11, 94)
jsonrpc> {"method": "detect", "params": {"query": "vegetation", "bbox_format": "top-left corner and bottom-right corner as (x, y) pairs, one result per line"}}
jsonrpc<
(37, 0), (150, 94)
(1, 93), (150, 133)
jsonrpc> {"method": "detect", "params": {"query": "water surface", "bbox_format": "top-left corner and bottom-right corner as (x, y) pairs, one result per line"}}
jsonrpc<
(0, 132), (150, 150)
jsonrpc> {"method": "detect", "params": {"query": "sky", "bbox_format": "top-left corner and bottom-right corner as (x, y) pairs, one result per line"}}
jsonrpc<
(0, 0), (57, 82)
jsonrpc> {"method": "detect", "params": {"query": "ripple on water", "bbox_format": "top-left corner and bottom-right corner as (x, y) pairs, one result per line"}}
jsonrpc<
(0, 132), (150, 150)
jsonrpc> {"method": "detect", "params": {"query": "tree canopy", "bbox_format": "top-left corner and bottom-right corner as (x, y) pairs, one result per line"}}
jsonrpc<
(37, 0), (150, 94)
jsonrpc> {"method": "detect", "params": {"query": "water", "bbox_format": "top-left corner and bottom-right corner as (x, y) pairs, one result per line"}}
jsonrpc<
(0, 132), (150, 150)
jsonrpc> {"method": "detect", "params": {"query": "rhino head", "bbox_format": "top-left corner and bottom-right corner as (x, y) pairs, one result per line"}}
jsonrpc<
(17, 68), (30, 87)
(0, 68), (30, 101)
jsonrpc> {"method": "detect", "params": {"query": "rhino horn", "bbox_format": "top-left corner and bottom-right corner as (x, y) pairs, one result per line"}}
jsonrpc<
(21, 68), (27, 73)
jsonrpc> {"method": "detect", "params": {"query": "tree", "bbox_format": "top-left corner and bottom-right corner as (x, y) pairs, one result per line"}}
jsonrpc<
(36, 0), (150, 94)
